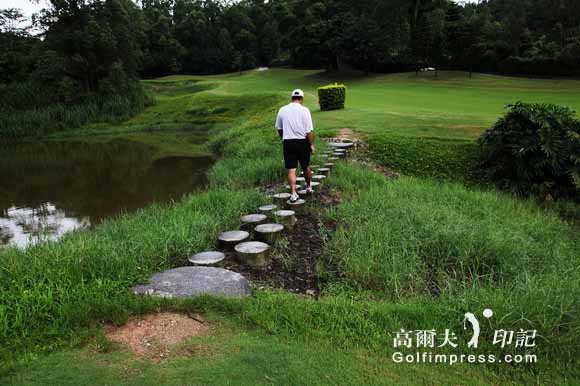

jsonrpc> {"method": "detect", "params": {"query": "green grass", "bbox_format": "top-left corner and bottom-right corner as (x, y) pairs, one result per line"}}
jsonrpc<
(2, 69), (580, 384)
(5, 322), (545, 386)
(325, 162), (580, 365)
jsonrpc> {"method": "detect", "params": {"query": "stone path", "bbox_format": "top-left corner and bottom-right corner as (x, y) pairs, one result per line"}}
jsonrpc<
(133, 137), (356, 298)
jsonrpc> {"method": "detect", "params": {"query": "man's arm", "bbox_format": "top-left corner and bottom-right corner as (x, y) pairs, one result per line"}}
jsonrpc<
(275, 110), (283, 140)
(307, 131), (315, 154)
(306, 109), (315, 154)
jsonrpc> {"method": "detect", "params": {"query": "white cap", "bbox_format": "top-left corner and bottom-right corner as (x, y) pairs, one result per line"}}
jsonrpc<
(291, 89), (304, 98)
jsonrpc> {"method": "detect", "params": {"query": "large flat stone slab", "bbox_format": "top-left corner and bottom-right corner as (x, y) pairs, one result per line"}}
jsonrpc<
(133, 267), (251, 298)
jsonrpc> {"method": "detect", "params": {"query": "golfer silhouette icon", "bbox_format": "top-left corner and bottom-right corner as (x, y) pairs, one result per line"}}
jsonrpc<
(463, 312), (480, 348)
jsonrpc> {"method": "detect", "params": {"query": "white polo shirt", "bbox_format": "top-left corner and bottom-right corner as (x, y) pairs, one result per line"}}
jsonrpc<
(275, 102), (314, 140)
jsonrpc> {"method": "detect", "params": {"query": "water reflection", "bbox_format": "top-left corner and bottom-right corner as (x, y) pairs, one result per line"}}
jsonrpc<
(0, 138), (212, 248)
(0, 203), (89, 248)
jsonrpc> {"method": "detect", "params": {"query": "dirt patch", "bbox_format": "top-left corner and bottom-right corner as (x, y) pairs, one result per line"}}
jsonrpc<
(106, 312), (210, 361)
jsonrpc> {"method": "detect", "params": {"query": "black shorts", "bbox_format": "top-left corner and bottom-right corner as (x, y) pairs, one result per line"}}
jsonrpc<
(283, 139), (311, 170)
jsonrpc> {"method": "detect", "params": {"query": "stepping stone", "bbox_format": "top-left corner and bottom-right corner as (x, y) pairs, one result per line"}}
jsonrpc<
(235, 241), (271, 267)
(218, 230), (250, 249)
(298, 189), (315, 198)
(318, 167), (330, 176)
(133, 267), (251, 298)
(312, 175), (326, 183)
(258, 204), (278, 216)
(273, 192), (291, 205)
(330, 142), (354, 149)
(274, 210), (297, 229)
(309, 165), (320, 170)
(328, 157), (340, 162)
(286, 184), (303, 191)
(323, 163), (335, 169)
(296, 177), (306, 184)
(189, 251), (225, 266)
(309, 181), (321, 189)
(254, 223), (284, 243)
(286, 198), (306, 213)
(333, 152), (346, 159)
(240, 214), (267, 230)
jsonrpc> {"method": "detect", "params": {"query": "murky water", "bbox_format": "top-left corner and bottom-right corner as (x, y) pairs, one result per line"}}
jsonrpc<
(0, 138), (212, 248)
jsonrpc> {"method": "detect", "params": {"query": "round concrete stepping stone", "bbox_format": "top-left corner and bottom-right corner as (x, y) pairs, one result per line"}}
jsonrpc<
(235, 241), (271, 267)
(323, 162), (335, 169)
(312, 175), (326, 183)
(218, 230), (250, 248)
(133, 267), (251, 298)
(286, 198), (306, 213)
(296, 177), (306, 183)
(330, 142), (354, 149)
(274, 210), (297, 229)
(258, 204), (278, 216)
(309, 165), (320, 170)
(318, 167), (330, 176)
(254, 223), (284, 244)
(298, 189), (315, 198)
(189, 251), (225, 266)
(286, 184), (303, 190)
(328, 156), (340, 162)
(240, 214), (267, 228)
(333, 152), (347, 159)
(273, 192), (291, 205)
(309, 181), (321, 189)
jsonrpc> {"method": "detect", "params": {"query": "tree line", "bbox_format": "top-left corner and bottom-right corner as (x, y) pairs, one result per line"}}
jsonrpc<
(1, 0), (580, 109)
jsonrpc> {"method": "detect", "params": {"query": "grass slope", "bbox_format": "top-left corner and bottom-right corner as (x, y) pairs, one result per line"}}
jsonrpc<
(1, 69), (579, 384)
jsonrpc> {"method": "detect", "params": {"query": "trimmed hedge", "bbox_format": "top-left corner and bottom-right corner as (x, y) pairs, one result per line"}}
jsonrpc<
(317, 83), (346, 111)
(368, 134), (479, 182)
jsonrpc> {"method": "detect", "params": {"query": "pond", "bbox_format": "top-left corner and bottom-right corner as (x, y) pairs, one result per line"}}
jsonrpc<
(0, 137), (213, 248)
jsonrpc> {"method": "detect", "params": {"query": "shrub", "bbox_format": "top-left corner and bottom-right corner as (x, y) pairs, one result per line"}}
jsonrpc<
(317, 83), (346, 111)
(368, 134), (479, 181)
(478, 102), (580, 200)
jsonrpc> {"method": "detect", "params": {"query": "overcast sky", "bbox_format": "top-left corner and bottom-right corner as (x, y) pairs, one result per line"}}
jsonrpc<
(1, 0), (47, 15)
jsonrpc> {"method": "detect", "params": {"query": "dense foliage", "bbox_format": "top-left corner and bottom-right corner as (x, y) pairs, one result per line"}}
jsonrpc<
(0, 0), (149, 140)
(478, 102), (580, 200)
(317, 84), (346, 111)
(2, 0), (580, 81)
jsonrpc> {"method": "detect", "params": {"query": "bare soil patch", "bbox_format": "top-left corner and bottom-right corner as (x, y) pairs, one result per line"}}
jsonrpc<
(106, 312), (210, 361)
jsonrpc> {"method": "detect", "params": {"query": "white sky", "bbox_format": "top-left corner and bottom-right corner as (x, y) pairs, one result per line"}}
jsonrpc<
(0, 0), (47, 15)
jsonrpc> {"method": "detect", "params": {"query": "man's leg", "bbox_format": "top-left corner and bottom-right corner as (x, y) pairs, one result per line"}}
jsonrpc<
(284, 140), (299, 198)
(288, 168), (298, 194)
(299, 139), (313, 190)
(304, 166), (312, 188)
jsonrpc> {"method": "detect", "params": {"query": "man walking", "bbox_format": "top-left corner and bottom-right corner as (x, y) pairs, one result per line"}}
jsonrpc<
(275, 89), (315, 202)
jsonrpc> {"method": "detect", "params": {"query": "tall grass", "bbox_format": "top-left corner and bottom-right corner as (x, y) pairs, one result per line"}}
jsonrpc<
(0, 83), (153, 141)
(324, 162), (580, 371)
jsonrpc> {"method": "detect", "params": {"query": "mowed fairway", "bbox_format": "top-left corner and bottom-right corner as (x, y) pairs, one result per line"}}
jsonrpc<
(211, 69), (580, 139)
